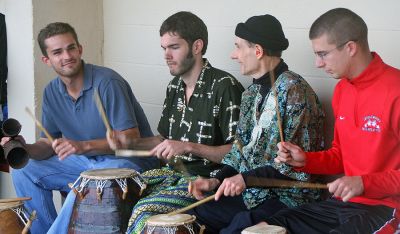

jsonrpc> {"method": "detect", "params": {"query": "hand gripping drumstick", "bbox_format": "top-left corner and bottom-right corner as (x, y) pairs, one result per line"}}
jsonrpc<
(168, 194), (215, 216)
(94, 90), (157, 158)
(25, 107), (54, 143)
(169, 178), (327, 215)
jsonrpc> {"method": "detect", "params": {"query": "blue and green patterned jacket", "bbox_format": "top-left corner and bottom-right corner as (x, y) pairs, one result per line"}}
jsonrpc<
(222, 67), (325, 209)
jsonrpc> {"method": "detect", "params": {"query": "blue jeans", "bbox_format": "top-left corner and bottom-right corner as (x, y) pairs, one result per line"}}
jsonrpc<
(11, 154), (159, 234)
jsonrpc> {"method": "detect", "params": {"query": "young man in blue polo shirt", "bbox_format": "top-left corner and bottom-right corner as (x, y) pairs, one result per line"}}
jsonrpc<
(1, 22), (159, 234)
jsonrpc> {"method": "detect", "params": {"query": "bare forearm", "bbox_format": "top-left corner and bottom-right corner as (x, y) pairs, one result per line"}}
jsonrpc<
(26, 139), (55, 160)
(186, 143), (232, 163)
(128, 135), (165, 150)
(81, 138), (114, 155)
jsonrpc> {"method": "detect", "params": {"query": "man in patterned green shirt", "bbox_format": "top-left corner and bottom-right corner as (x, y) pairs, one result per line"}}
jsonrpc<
(189, 14), (325, 233)
(109, 11), (244, 233)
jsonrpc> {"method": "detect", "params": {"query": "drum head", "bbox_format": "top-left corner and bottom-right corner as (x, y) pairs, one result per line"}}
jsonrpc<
(0, 201), (23, 211)
(146, 214), (196, 226)
(241, 223), (286, 234)
(81, 168), (139, 180)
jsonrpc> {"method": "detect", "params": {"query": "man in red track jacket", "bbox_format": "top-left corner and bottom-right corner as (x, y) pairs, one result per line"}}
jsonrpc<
(264, 8), (400, 234)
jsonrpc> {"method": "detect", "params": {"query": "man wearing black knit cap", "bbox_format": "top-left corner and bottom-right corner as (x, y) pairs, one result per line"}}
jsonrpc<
(188, 14), (325, 233)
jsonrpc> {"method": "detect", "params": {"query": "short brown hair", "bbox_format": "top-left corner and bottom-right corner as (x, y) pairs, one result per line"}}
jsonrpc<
(37, 22), (79, 57)
(309, 8), (368, 48)
(159, 11), (208, 55)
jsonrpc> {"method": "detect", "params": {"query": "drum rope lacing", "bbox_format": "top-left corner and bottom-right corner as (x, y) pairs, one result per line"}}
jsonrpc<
(70, 175), (82, 189)
(11, 206), (28, 226)
(146, 223), (195, 234)
(115, 178), (128, 197)
(131, 176), (146, 194)
(71, 174), (147, 196)
(95, 179), (108, 196)
(77, 177), (90, 193)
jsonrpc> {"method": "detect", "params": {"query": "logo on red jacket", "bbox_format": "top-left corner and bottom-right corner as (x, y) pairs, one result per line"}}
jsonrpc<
(361, 115), (381, 132)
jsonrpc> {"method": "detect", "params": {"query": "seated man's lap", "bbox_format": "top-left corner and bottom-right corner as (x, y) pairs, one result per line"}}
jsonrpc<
(266, 198), (395, 234)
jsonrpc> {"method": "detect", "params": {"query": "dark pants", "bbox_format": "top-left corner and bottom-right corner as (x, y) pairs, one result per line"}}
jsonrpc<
(187, 195), (287, 234)
(265, 198), (395, 234)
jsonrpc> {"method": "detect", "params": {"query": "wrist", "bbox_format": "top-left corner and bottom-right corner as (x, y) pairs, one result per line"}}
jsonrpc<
(209, 178), (221, 189)
(81, 141), (91, 154)
(185, 141), (194, 154)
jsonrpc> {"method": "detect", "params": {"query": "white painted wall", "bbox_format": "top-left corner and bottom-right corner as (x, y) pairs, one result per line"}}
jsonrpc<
(1, 0), (399, 211)
(102, 0), (400, 147)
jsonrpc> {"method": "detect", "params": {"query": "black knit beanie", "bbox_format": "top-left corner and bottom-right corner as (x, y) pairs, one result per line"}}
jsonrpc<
(235, 14), (289, 51)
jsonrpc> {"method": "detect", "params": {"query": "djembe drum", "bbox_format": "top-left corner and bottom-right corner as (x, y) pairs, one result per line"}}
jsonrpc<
(241, 222), (286, 234)
(68, 168), (146, 234)
(145, 213), (204, 234)
(0, 200), (35, 234)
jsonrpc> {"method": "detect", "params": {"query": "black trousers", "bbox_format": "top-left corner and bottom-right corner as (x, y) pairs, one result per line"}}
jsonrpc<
(265, 198), (395, 234)
(187, 195), (287, 234)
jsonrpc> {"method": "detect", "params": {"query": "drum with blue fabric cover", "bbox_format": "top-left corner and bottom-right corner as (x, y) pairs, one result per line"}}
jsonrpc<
(68, 168), (146, 234)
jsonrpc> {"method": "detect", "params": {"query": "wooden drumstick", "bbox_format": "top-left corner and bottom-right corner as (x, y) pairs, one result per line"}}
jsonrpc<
(93, 89), (112, 133)
(168, 194), (215, 216)
(25, 107), (54, 143)
(21, 210), (36, 234)
(246, 177), (328, 189)
(269, 64), (284, 143)
(0, 197), (31, 203)
(169, 178), (326, 216)
(114, 149), (153, 157)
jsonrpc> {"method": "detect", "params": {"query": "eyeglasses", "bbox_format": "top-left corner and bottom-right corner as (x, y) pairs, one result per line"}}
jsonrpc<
(314, 40), (356, 60)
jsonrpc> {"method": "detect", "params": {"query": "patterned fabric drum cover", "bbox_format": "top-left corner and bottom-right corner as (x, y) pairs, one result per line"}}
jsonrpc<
(68, 168), (146, 234)
(241, 223), (286, 234)
(145, 213), (204, 234)
(0, 201), (32, 234)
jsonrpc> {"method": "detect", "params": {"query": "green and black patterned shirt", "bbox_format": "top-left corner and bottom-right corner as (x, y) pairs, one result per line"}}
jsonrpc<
(222, 63), (325, 209)
(158, 59), (244, 177)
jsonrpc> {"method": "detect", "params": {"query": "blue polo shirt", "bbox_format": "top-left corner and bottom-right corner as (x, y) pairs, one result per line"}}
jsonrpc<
(41, 62), (153, 141)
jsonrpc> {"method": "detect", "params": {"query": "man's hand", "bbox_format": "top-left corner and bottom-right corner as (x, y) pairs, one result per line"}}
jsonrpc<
(275, 142), (307, 167)
(1, 135), (26, 146)
(188, 178), (220, 200)
(106, 130), (129, 150)
(328, 176), (364, 202)
(150, 139), (189, 160)
(52, 138), (85, 160)
(215, 174), (246, 200)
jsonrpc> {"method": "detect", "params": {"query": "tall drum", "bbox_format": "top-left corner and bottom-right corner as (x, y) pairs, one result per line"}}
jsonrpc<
(68, 168), (146, 234)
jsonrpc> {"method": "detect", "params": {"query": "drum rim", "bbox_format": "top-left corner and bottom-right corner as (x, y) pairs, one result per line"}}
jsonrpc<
(0, 201), (23, 210)
(242, 224), (286, 234)
(80, 168), (139, 179)
(146, 214), (196, 226)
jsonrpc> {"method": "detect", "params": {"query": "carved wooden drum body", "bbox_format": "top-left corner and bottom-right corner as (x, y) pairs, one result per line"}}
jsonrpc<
(0, 201), (33, 234)
(68, 168), (146, 234)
